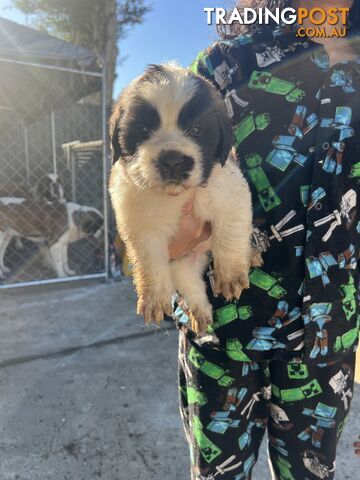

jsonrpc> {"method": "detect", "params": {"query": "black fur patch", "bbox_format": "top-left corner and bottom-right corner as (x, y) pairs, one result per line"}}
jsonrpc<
(178, 81), (212, 131)
(111, 125), (122, 164)
(178, 76), (233, 182)
(36, 176), (62, 203)
(121, 100), (161, 157)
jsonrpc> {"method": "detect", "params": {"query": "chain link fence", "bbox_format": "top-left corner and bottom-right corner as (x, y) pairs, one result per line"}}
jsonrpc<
(0, 57), (109, 288)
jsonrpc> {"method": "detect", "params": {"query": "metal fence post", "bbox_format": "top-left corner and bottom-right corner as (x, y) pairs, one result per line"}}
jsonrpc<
(101, 63), (110, 282)
(51, 111), (57, 175)
(23, 123), (30, 182)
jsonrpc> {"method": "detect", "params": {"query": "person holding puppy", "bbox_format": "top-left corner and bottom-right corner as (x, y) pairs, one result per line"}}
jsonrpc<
(170, 1), (360, 478)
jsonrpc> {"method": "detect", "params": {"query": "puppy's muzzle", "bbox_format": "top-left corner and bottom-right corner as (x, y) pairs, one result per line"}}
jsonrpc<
(157, 150), (194, 183)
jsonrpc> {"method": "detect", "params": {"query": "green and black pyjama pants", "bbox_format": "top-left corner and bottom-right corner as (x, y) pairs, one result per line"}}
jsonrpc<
(178, 331), (356, 480)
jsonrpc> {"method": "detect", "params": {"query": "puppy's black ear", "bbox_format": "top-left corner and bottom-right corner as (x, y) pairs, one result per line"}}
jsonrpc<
(111, 124), (122, 164)
(109, 96), (124, 165)
(216, 104), (234, 166)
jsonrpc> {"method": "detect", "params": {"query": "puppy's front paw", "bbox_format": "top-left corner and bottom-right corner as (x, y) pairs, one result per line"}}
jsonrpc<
(214, 267), (250, 301)
(189, 304), (213, 337)
(137, 292), (173, 326)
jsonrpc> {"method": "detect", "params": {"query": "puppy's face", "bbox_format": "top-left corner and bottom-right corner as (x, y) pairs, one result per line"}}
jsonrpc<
(110, 64), (233, 195)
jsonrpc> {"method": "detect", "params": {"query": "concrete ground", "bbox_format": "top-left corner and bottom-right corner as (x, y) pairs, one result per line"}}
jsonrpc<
(0, 279), (358, 480)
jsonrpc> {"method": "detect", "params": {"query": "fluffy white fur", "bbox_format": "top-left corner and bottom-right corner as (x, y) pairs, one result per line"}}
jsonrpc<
(110, 156), (253, 334)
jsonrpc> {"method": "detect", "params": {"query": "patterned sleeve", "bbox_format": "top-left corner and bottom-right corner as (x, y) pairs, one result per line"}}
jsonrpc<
(189, 42), (234, 95)
(189, 44), (219, 79)
(189, 40), (253, 123)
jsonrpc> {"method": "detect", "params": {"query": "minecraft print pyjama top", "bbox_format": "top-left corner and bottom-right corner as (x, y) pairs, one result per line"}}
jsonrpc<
(174, 24), (360, 363)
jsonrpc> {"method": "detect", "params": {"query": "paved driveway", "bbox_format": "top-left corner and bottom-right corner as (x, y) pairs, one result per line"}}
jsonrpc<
(0, 279), (358, 479)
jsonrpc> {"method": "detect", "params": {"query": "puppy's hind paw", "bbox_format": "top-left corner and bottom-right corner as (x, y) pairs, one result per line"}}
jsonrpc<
(250, 249), (263, 268)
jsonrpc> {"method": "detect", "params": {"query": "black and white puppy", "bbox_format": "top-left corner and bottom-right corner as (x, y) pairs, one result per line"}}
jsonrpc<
(109, 63), (257, 335)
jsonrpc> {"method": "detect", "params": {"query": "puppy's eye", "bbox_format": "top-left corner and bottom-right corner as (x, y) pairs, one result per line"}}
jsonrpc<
(189, 126), (202, 138)
(140, 126), (150, 137)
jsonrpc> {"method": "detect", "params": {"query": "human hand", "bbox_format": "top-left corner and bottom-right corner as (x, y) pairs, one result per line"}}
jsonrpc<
(169, 193), (211, 260)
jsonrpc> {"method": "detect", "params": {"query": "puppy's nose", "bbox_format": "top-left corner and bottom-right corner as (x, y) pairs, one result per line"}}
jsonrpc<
(157, 150), (195, 182)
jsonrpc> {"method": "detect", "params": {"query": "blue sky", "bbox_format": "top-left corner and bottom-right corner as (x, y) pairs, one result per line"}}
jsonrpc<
(1, 0), (228, 98)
